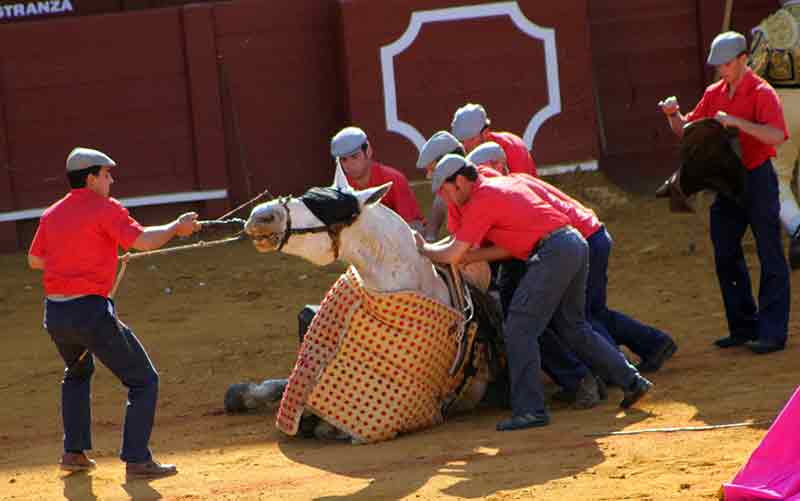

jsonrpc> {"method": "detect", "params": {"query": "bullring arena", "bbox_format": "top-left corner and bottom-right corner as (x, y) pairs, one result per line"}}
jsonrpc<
(2, 176), (798, 500)
(1, 0), (799, 499)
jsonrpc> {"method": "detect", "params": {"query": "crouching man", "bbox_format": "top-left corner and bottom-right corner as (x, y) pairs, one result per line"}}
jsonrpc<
(416, 155), (652, 430)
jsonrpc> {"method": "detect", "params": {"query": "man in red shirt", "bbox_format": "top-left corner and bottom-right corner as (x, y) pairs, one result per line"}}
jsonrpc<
(415, 130), (467, 241)
(28, 147), (200, 478)
(660, 31), (790, 354)
(331, 126), (424, 233)
(451, 103), (538, 177)
(467, 144), (677, 373)
(417, 155), (652, 430)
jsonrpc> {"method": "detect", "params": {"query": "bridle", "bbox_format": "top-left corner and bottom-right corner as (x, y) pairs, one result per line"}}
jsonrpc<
(251, 195), (359, 259)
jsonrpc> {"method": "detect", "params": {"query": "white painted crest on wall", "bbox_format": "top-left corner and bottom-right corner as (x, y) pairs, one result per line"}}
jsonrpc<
(379, 1), (561, 151)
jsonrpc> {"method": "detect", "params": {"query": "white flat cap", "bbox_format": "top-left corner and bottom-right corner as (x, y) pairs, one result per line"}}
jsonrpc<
(466, 141), (506, 166)
(331, 126), (368, 157)
(417, 131), (463, 169)
(66, 147), (116, 172)
(451, 103), (488, 141)
(707, 31), (747, 66)
(431, 154), (471, 193)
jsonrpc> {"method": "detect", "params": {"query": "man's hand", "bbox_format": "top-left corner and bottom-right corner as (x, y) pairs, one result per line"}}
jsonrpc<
(715, 111), (739, 128)
(658, 96), (680, 116)
(175, 212), (201, 237)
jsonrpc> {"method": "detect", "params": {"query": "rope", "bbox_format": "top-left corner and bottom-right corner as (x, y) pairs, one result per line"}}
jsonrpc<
(217, 188), (274, 221)
(109, 235), (245, 298)
(585, 420), (772, 438)
(109, 186), (274, 299)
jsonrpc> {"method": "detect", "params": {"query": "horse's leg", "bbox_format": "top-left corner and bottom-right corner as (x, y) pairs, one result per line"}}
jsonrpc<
(224, 378), (288, 413)
(312, 420), (352, 441)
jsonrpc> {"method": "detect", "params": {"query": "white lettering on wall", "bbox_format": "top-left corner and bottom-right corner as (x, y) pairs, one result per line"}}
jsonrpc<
(0, 0), (73, 20)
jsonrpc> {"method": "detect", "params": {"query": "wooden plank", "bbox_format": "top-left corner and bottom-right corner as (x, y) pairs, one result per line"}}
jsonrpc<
(590, 0), (702, 192)
(182, 4), (229, 217)
(2, 9), (185, 89)
(4, 77), (189, 123)
(213, 0), (345, 197)
(340, 0), (598, 173)
(0, 56), (18, 250)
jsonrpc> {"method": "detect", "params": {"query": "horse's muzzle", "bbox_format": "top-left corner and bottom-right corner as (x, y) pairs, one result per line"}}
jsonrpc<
(247, 230), (279, 252)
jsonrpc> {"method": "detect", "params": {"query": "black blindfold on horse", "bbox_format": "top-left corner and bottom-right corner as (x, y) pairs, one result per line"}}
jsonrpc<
(299, 187), (360, 226)
(656, 118), (748, 212)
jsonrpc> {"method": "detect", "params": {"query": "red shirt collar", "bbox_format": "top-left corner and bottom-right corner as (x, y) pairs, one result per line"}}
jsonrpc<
(720, 68), (758, 99)
(69, 187), (105, 200)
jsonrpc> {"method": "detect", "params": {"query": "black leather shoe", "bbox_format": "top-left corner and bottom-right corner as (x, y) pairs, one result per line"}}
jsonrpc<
(572, 374), (601, 409)
(747, 340), (785, 355)
(126, 460), (178, 479)
(620, 376), (652, 409)
(790, 226), (800, 270)
(713, 336), (754, 348)
(496, 413), (550, 431)
(635, 338), (677, 373)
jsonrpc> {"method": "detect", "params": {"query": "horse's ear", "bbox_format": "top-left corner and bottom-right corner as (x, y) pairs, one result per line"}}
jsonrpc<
(356, 182), (392, 208)
(332, 159), (353, 192)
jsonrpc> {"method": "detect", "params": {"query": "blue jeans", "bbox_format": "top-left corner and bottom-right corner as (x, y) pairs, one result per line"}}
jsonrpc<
(709, 160), (790, 346)
(586, 226), (672, 359)
(498, 260), (589, 393)
(44, 295), (159, 463)
(503, 228), (638, 416)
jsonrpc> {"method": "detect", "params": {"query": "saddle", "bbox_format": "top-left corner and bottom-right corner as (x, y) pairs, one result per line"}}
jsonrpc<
(656, 118), (748, 212)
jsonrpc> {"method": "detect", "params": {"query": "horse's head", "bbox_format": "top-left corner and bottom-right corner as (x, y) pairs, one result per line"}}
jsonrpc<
(245, 162), (392, 266)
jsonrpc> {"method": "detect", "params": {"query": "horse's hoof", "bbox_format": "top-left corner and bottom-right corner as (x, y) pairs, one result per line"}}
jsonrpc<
(224, 383), (252, 414)
(258, 379), (288, 402)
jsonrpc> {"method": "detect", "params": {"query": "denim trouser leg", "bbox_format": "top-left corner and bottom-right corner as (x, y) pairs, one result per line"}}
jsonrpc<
(543, 232), (638, 390)
(50, 340), (95, 452)
(504, 230), (638, 416)
(586, 227), (671, 359)
(498, 259), (588, 393)
(45, 296), (159, 462)
(709, 161), (790, 345)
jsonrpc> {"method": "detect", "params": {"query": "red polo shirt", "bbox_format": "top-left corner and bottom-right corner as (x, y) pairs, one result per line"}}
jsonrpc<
(29, 189), (144, 297)
(347, 161), (424, 224)
(685, 69), (788, 169)
(513, 174), (602, 239)
(487, 131), (538, 177)
(453, 174), (569, 260)
(447, 165), (500, 234)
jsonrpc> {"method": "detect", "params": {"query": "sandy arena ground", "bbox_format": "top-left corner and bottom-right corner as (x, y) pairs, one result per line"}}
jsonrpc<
(1, 172), (797, 500)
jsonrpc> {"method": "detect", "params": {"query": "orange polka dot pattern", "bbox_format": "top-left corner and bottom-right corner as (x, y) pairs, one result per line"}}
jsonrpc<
(276, 266), (480, 443)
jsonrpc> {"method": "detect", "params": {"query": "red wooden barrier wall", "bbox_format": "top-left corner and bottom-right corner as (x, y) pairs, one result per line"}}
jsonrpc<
(339, 0), (598, 176)
(0, 0), (780, 251)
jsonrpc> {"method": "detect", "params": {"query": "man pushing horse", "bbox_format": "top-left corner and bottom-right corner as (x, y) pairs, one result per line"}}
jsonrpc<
(417, 155), (653, 431)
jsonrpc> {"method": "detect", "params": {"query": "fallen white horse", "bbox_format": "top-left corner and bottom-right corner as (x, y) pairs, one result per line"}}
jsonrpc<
(227, 164), (504, 443)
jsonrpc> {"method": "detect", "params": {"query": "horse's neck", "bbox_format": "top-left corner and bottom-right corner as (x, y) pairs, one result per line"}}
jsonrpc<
(339, 207), (450, 305)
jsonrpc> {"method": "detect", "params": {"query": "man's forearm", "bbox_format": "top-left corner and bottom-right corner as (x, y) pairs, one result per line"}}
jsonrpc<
(462, 245), (513, 264)
(731, 119), (785, 146)
(667, 112), (687, 137)
(132, 222), (179, 251)
(424, 196), (447, 241)
(420, 238), (470, 265)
